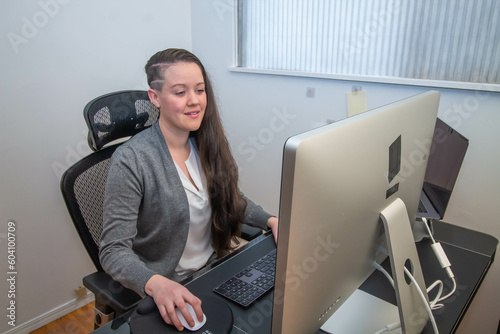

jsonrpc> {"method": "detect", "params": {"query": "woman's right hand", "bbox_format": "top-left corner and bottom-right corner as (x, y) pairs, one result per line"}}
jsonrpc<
(145, 274), (203, 331)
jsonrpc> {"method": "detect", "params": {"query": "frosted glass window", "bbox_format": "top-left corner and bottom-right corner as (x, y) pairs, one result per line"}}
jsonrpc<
(238, 0), (500, 86)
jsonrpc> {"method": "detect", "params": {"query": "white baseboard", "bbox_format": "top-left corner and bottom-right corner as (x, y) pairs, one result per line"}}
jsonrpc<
(4, 292), (95, 334)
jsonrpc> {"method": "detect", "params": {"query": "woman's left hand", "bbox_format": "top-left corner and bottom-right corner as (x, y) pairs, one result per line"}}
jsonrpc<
(267, 216), (279, 244)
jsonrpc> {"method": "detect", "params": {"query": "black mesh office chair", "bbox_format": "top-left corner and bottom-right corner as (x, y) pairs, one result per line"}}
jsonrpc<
(60, 90), (159, 328)
(60, 90), (263, 328)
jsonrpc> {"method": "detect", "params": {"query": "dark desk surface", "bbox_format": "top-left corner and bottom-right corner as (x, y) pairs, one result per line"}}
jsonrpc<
(360, 221), (497, 334)
(93, 221), (497, 334)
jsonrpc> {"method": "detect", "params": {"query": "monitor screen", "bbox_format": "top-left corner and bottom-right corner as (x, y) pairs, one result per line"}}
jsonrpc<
(272, 91), (440, 333)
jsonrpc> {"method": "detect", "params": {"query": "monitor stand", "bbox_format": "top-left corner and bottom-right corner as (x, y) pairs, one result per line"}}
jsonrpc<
(320, 289), (401, 333)
(380, 198), (430, 334)
(321, 198), (430, 334)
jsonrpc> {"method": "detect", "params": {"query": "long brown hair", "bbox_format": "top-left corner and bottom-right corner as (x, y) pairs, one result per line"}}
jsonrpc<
(145, 48), (246, 256)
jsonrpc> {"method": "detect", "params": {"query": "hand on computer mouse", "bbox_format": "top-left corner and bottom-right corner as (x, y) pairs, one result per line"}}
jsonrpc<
(145, 274), (204, 331)
(175, 303), (207, 331)
(130, 294), (233, 334)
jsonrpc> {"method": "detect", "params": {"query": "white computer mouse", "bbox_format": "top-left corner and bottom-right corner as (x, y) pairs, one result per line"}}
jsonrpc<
(175, 303), (207, 331)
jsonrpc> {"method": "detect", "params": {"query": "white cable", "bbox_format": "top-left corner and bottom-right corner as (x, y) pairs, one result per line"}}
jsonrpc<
(422, 218), (454, 279)
(427, 277), (458, 310)
(372, 263), (439, 334)
(372, 262), (450, 307)
(438, 277), (457, 301)
(432, 277), (457, 310)
(422, 217), (457, 308)
(372, 263), (400, 334)
(426, 280), (444, 309)
(373, 321), (401, 334)
(422, 217), (436, 244)
(404, 267), (439, 334)
(373, 262), (394, 288)
(373, 218), (456, 332)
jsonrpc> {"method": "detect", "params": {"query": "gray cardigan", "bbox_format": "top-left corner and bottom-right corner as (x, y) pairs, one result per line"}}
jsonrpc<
(99, 122), (272, 296)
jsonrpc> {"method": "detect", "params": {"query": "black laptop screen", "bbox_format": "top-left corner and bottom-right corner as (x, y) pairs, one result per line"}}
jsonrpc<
(423, 118), (469, 218)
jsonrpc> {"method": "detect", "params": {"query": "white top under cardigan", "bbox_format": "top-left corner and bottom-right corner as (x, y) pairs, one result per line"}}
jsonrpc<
(174, 140), (214, 275)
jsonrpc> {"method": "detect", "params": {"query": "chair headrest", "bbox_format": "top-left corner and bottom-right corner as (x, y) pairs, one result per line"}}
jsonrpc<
(84, 90), (159, 151)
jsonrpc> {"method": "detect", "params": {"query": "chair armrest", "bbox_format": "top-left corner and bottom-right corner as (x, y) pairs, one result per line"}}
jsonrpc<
(83, 272), (142, 315)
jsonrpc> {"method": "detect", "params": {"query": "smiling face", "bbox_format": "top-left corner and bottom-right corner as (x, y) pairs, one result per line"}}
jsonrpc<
(149, 62), (207, 138)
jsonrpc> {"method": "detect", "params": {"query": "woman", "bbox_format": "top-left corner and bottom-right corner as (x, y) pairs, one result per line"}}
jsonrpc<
(99, 48), (278, 331)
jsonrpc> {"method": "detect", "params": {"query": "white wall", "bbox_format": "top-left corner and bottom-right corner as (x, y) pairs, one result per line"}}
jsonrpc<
(0, 0), (191, 332)
(191, 1), (500, 333)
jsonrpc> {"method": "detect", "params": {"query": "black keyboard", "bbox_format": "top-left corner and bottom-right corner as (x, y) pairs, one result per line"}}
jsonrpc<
(213, 249), (276, 307)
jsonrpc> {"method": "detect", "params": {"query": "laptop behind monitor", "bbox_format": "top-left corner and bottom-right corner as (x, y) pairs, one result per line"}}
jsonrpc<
(417, 118), (469, 219)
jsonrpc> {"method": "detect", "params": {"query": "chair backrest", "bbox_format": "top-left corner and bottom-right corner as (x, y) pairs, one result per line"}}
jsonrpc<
(85, 90), (159, 151)
(60, 145), (119, 271)
(61, 90), (159, 271)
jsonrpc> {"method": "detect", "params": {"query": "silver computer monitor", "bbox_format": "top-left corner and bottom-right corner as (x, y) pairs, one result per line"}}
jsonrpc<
(272, 91), (440, 333)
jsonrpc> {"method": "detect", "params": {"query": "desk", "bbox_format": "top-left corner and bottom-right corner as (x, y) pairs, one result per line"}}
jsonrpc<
(92, 221), (497, 334)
